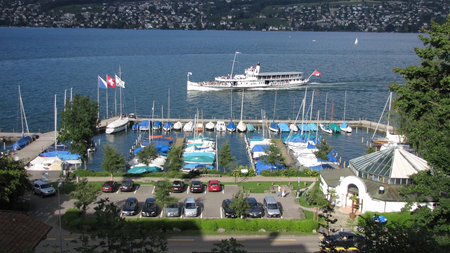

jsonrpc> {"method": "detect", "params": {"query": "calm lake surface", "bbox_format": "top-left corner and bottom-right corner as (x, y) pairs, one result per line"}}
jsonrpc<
(0, 28), (423, 170)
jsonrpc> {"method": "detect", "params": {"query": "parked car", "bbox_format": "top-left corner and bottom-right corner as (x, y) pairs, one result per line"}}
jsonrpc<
(101, 181), (117, 193)
(208, 180), (221, 192)
(263, 196), (281, 218)
(141, 198), (157, 217)
(222, 199), (237, 218)
(190, 180), (203, 193)
(33, 181), (56, 197)
(183, 198), (198, 217)
(171, 180), (185, 193)
(120, 179), (134, 192)
(165, 202), (180, 217)
(247, 197), (262, 218)
(321, 231), (361, 249)
(122, 197), (139, 216)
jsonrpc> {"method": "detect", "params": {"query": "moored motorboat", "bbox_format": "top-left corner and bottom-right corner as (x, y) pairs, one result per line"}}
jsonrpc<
(205, 121), (215, 131)
(187, 52), (321, 91)
(290, 124), (298, 132)
(183, 121), (193, 132)
(237, 121), (247, 132)
(173, 121), (183, 131)
(215, 121), (226, 132)
(329, 123), (341, 133)
(247, 123), (255, 132)
(278, 123), (290, 133)
(106, 117), (129, 134)
(227, 119), (237, 132)
(320, 124), (333, 134)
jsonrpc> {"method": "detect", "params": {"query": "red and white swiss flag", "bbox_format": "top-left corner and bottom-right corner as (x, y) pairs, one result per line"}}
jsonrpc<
(106, 75), (116, 88)
(312, 70), (321, 77)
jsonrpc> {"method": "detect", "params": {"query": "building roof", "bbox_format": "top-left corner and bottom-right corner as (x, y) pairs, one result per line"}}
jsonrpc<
(349, 146), (429, 179)
(320, 167), (355, 188)
(0, 210), (52, 253)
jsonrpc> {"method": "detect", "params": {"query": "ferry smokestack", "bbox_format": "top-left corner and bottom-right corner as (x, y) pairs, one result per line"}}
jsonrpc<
(256, 62), (260, 74)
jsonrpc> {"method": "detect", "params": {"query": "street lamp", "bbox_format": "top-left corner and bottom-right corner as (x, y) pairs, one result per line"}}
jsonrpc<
(57, 181), (63, 253)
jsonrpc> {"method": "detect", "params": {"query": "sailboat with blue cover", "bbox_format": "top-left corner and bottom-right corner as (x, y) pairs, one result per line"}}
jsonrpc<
(163, 89), (173, 132)
(269, 91), (279, 133)
(340, 91), (352, 133)
(227, 91), (236, 132)
(13, 85), (31, 151)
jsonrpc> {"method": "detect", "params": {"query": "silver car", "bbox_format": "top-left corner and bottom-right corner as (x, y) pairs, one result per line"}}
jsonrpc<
(165, 202), (180, 217)
(33, 181), (56, 197)
(183, 198), (198, 217)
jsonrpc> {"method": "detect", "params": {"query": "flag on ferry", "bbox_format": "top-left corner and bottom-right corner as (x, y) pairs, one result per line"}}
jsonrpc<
(312, 70), (321, 77)
(188, 72), (192, 76)
(106, 75), (116, 88)
(98, 76), (108, 89)
(115, 75), (125, 88)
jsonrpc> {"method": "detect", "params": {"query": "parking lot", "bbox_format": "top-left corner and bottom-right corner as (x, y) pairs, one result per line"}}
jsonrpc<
(93, 181), (304, 220)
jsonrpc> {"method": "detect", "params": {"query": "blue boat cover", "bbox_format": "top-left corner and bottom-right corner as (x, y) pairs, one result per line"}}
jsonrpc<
(163, 122), (173, 129)
(307, 123), (318, 131)
(252, 145), (269, 153)
(270, 120), (279, 131)
(247, 124), (255, 132)
(255, 159), (286, 175)
(40, 150), (81, 160)
(141, 138), (172, 147)
(182, 163), (214, 170)
(340, 121), (348, 128)
(132, 122), (139, 130)
(307, 164), (335, 171)
(153, 121), (162, 128)
(127, 166), (162, 174)
(278, 123), (290, 132)
(318, 150), (338, 162)
(227, 120), (236, 131)
(299, 124), (310, 132)
(139, 120), (151, 130)
(12, 134), (31, 151)
(183, 152), (215, 159)
(134, 144), (171, 155)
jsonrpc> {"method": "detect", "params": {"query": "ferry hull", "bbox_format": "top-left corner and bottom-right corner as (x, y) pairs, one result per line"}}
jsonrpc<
(187, 80), (309, 91)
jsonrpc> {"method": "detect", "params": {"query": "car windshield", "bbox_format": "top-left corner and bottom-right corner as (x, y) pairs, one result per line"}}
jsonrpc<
(267, 204), (278, 209)
(126, 202), (135, 207)
(123, 181), (132, 187)
(185, 203), (196, 209)
(41, 184), (51, 189)
(145, 203), (155, 209)
(249, 203), (258, 209)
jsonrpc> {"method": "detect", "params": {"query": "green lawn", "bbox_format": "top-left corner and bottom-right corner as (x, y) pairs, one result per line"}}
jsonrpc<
(221, 181), (313, 193)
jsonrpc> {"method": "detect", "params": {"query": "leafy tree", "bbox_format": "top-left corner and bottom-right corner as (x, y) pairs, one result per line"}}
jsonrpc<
(154, 179), (178, 210)
(389, 16), (450, 171)
(0, 157), (32, 210)
(365, 146), (377, 154)
(71, 198), (168, 253)
(356, 216), (442, 253)
(101, 144), (126, 180)
(58, 94), (99, 170)
(389, 16), (450, 244)
(211, 237), (247, 253)
(228, 189), (250, 218)
(218, 140), (235, 171)
(260, 140), (285, 167)
(137, 143), (159, 168)
(69, 178), (101, 216)
(166, 145), (184, 172)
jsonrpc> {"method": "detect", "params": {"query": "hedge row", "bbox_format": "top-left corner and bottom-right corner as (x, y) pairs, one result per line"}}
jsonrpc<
(63, 211), (318, 232)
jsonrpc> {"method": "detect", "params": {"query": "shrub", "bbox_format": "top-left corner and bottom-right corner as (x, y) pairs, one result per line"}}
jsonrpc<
(233, 219), (249, 231)
(201, 219), (218, 231)
(215, 219), (235, 231)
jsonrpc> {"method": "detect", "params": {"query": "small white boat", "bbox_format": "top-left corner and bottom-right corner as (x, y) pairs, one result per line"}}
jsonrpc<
(237, 121), (247, 132)
(290, 124), (298, 132)
(205, 121), (215, 131)
(195, 123), (204, 132)
(183, 121), (193, 132)
(215, 121), (226, 132)
(320, 124), (333, 134)
(173, 121), (183, 131)
(106, 117), (129, 134)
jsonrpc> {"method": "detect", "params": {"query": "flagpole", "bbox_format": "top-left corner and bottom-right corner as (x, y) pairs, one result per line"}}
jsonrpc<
(114, 88), (117, 117)
(106, 75), (109, 119)
(97, 76), (100, 119)
(119, 65), (122, 118)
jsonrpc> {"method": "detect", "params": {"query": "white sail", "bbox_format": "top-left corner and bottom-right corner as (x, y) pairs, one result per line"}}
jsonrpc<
(355, 38), (358, 45)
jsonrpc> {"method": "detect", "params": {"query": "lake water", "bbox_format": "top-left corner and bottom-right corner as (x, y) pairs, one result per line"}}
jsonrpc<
(0, 28), (424, 169)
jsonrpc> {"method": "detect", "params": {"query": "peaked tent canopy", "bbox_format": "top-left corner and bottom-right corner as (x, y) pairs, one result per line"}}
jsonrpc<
(348, 146), (430, 185)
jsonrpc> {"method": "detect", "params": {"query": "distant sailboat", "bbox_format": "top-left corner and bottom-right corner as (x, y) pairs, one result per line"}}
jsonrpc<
(163, 88), (173, 132)
(354, 38), (358, 45)
(227, 91), (236, 132)
(237, 90), (247, 132)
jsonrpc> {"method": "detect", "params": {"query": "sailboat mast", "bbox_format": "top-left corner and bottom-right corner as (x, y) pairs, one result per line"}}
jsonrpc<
(301, 88), (308, 135)
(18, 85), (24, 135)
(18, 85), (30, 135)
(240, 90), (244, 121)
(273, 91), (277, 120)
(324, 93), (328, 121)
(119, 65), (122, 117)
(230, 52), (238, 78)
(54, 94), (57, 152)
(168, 88), (170, 121)
(330, 98), (334, 122)
(343, 91), (347, 121)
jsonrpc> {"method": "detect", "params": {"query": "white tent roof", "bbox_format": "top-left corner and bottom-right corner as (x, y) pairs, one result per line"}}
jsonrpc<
(349, 146), (430, 179)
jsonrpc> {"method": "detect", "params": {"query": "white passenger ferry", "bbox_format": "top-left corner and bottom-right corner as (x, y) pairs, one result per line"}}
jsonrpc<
(187, 52), (321, 91)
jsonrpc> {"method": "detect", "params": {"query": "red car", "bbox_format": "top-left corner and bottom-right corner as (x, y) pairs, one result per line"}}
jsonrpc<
(208, 180), (221, 192)
(102, 181), (117, 193)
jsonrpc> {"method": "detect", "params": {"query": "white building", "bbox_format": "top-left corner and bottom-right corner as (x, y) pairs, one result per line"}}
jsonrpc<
(319, 146), (433, 214)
